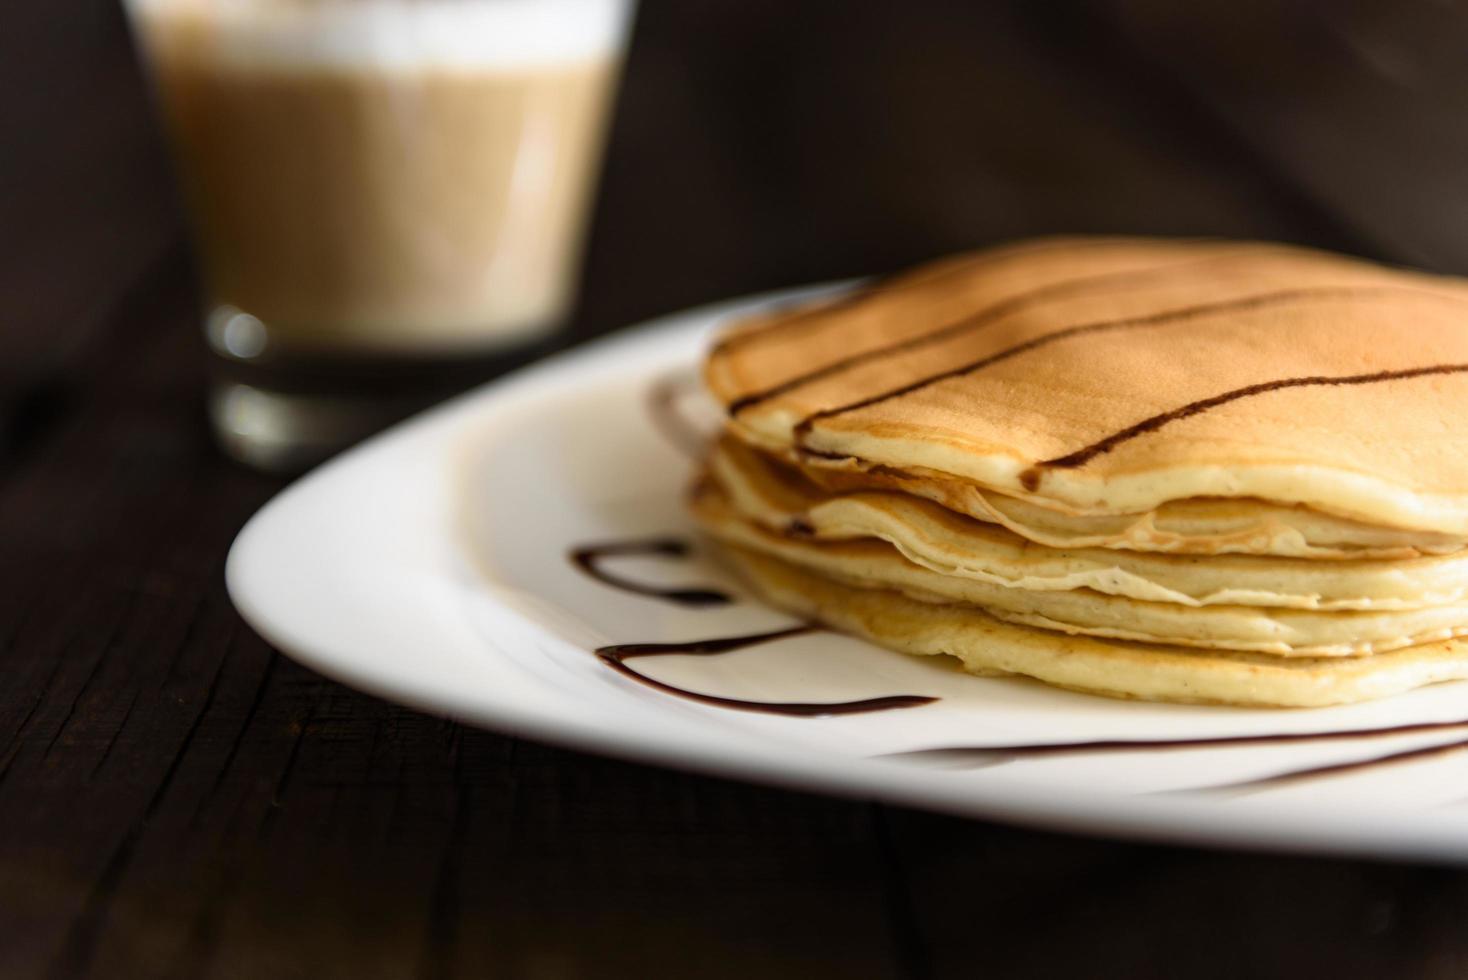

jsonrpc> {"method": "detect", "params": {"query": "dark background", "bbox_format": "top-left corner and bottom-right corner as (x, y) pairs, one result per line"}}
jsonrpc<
(6, 1), (1468, 977)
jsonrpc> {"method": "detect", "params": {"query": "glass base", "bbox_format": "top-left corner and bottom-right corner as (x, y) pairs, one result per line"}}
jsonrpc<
(207, 338), (557, 473)
(209, 381), (410, 472)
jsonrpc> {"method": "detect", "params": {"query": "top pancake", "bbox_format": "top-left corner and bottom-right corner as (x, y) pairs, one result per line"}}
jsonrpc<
(706, 237), (1468, 535)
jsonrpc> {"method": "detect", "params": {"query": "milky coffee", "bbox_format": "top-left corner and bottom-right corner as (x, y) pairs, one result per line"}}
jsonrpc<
(127, 0), (631, 355)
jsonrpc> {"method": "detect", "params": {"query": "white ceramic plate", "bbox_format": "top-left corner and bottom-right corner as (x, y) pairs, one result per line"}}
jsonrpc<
(228, 286), (1468, 864)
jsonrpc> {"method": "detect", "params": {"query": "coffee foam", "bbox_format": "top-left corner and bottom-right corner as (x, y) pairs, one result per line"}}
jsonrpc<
(127, 0), (633, 71)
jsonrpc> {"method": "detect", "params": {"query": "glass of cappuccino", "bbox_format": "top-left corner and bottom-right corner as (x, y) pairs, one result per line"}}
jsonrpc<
(124, 0), (634, 469)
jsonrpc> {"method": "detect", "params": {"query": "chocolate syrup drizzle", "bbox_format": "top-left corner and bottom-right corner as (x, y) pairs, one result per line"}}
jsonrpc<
(884, 718), (1468, 793)
(570, 535), (936, 716)
(887, 716), (1468, 763)
(596, 626), (937, 717)
(727, 247), (1274, 415)
(790, 286), (1418, 447)
(1204, 732), (1468, 792)
(1030, 362), (1468, 475)
(569, 538), (732, 607)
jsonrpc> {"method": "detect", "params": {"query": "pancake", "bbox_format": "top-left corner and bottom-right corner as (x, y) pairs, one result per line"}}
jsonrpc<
(693, 236), (1468, 706)
(797, 460), (1468, 559)
(708, 438), (1468, 610)
(692, 479), (1468, 656)
(719, 545), (1468, 708)
(706, 236), (1468, 535)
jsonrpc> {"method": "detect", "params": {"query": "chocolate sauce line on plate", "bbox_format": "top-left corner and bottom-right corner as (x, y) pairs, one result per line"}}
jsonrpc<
(596, 626), (937, 717)
(569, 537), (732, 607)
(1192, 732), (1468, 794)
(881, 716), (1468, 768)
(887, 719), (1468, 794)
(570, 536), (937, 716)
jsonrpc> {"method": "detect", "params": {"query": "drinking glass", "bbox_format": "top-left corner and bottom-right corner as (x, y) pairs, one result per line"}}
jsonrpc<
(124, 0), (634, 469)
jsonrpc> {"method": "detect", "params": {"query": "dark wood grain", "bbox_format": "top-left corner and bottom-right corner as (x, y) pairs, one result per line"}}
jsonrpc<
(5, 2), (1468, 978)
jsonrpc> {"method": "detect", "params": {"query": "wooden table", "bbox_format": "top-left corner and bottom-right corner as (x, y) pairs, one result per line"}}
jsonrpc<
(7, 2), (1468, 976)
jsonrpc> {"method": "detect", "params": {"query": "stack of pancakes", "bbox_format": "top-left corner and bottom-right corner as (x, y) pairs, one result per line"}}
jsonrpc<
(690, 237), (1468, 706)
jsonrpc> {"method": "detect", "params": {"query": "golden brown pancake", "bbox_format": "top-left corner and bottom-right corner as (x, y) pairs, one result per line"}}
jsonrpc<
(792, 459), (1467, 559)
(720, 545), (1468, 709)
(706, 237), (1468, 535)
(692, 479), (1468, 657)
(706, 437), (1468, 611)
(693, 236), (1468, 706)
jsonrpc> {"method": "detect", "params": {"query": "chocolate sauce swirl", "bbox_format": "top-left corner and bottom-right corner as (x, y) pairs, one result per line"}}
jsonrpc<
(596, 626), (937, 716)
(569, 536), (936, 716)
(569, 538), (732, 607)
